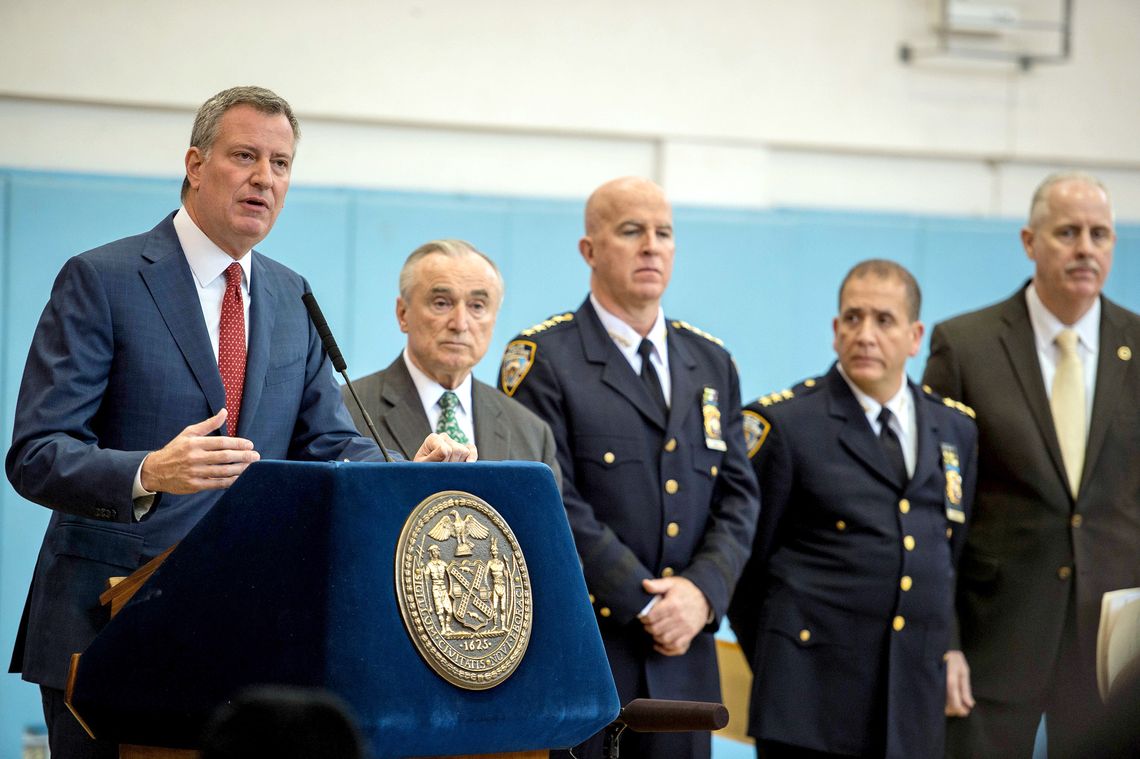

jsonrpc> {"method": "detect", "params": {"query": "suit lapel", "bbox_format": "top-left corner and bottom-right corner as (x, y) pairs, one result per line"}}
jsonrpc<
(1083, 299), (1135, 494)
(997, 294), (1071, 492)
(664, 324), (699, 439)
(828, 367), (899, 489)
(138, 215), (226, 417)
(577, 301), (667, 430)
(378, 356), (433, 459)
(472, 381), (509, 459)
(910, 382), (941, 494)
(235, 252), (276, 437)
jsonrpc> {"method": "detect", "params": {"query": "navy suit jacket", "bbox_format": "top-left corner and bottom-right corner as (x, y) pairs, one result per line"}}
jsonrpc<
(728, 365), (977, 758)
(501, 299), (758, 706)
(6, 213), (382, 689)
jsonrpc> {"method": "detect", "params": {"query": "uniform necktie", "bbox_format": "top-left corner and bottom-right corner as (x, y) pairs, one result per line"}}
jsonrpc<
(1052, 329), (1086, 497)
(637, 338), (668, 416)
(436, 391), (469, 444)
(878, 407), (908, 489)
(218, 262), (246, 437)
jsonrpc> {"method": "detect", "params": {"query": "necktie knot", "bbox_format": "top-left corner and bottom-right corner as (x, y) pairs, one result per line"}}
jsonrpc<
(877, 406), (895, 431)
(224, 261), (243, 290)
(436, 391), (469, 444)
(1056, 328), (1079, 355)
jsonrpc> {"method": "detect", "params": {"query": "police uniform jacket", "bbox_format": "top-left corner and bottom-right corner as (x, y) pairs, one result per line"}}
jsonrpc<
(728, 365), (977, 758)
(500, 298), (759, 704)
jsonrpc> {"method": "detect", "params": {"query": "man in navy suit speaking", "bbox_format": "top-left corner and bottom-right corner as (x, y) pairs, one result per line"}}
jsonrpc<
(5, 86), (473, 758)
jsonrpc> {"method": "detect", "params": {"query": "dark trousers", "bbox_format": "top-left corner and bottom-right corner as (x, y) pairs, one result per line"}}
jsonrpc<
(41, 685), (118, 759)
(947, 596), (1104, 759)
(552, 727), (710, 759)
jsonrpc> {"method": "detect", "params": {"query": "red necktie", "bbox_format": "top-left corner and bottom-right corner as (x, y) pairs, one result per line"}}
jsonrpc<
(218, 262), (246, 436)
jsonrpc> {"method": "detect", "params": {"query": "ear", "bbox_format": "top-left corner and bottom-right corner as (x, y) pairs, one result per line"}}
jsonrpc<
(831, 316), (840, 354)
(1020, 226), (1036, 261)
(578, 236), (595, 268)
(908, 320), (926, 358)
(184, 147), (205, 192)
(395, 297), (410, 334)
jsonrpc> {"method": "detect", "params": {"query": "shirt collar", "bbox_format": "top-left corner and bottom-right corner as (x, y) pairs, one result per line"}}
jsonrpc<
(589, 293), (668, 360)
(402, 349), (474, 417)
(1025, 282), (1100, 355)
(174, 206), (253, 290)
(836, 362), (911, 422)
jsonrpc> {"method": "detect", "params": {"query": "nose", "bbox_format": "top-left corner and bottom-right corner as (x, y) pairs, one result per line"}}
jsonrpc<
(854, 317), (876, 344)
(449, 305), (470, 332)
(250, 157), (273, 189)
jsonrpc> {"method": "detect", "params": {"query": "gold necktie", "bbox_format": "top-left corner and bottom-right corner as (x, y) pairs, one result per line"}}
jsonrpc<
(1051, 329), (1085, 498)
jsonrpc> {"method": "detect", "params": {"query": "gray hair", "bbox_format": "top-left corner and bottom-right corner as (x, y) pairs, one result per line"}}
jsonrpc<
(181, 86), (300, 200)
(839, 259), (922, 323)
(1028, 171), (1112, 228)
(398, 239), (504, 303)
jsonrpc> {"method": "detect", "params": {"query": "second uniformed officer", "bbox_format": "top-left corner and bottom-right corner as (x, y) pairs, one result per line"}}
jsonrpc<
(500, 177), (758, 759)
(728, 260), (978, 759)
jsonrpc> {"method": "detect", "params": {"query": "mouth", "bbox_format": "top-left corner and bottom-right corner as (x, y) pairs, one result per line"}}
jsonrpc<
(240, 197), (270, 211)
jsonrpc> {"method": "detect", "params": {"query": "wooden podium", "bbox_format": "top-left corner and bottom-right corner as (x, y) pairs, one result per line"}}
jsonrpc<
(64, 461), (619, 758)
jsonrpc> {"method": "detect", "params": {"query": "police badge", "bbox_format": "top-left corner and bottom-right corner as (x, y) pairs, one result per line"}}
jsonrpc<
(395, 491), (533, 690)
(941, 443), (966, 524)
(702, 387), (727, 451)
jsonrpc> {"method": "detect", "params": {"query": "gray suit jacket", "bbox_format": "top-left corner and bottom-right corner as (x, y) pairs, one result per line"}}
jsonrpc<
(923, 285), (1140, 704)
(344, 355), (560, 485)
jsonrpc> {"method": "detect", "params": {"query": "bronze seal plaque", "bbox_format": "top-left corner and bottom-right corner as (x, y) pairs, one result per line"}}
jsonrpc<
(395, 490), (533, 690)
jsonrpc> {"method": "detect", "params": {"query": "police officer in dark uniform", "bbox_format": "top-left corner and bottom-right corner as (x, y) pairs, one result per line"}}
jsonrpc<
(500, 177), (758, 759)
(728, 260), (978, 759)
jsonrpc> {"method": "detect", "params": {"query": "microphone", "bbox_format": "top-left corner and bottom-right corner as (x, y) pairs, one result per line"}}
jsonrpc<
(616, 699), (729, 733)
(601, 699), (729, 758)
(301, 292), (394, 463)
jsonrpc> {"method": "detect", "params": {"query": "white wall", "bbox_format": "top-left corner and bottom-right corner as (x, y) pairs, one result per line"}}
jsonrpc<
(2, 0), (1139, 217)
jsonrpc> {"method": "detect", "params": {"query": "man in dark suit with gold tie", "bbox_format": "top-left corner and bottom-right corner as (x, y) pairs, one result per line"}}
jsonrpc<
(923, 172), (1140, 757)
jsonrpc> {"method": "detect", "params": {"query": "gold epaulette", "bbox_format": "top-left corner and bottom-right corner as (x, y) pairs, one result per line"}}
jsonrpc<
(921, 384), (976, 419)
(520, 312), (574, 337)
(670, 320), (724, 347)
(755, 388), (796, 408)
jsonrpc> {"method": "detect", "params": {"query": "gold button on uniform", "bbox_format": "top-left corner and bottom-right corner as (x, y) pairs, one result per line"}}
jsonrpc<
(603, 451), (615, 464)
(661, 567), (675, 577)
(666, 522), (680, 538)
(588, 594), (596, 604)
(710, 465), (718, 477)
(799, 629), (811, 642)
(599, 607), (612, 618)
(1071, 514), (1083, 528)
(899, 498), (910, 514)
(664, 438), (677, 452)
(946, 527), (953, 539)
(836, 520), (847, 531)
(900, 576), (913, 592)
(893, 615), (906, 632)
(904, 535), (916, 551)
(665, 479), (679, 494)
(1058, 566), (1072, 580)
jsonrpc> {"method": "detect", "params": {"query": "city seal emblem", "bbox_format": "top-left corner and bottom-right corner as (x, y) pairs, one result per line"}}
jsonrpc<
(395, 490), (533, 690)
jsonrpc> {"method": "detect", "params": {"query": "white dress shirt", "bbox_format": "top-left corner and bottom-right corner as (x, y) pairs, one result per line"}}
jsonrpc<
(1025, 283), (1099, 421)
(589, 293), (672, 408)
(403, 349), (476, 445)
(837, 365), (918, 477)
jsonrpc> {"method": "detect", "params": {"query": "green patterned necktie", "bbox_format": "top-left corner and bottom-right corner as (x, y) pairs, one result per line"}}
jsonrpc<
(435, 391), (469, 444)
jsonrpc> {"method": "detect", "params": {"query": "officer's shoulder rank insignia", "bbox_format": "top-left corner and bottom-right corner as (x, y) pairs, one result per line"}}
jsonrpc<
(742, 409), (771, 458)
(395, 490), (533, 690)
(519, 312), (574, 337)
(500, 340), (537, 397)
(670, 320), (725, 347)
(754, 387), (795, 408)
(940, 395), (976, 419)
